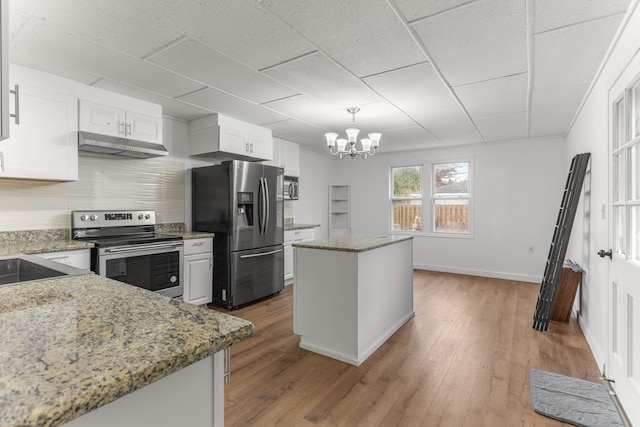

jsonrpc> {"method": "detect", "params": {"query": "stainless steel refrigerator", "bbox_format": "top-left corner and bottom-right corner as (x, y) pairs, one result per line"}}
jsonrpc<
(192, 160), (284, 308)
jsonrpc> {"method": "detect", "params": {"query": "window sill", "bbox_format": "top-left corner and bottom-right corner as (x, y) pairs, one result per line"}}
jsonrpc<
(389, 230), (474, 239)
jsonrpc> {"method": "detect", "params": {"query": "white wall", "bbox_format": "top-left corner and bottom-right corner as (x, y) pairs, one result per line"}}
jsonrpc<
(320, 138), (568, 282)
(294, 150), (339, 239)
(162, 117), (214, 231)
(565, 2), (640, 371)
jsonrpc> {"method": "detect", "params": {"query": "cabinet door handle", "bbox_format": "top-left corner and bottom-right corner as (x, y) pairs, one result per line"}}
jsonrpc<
(119, 122), (125, 135)
(126, 122), (132, 136)
(9, 85), (20, 125)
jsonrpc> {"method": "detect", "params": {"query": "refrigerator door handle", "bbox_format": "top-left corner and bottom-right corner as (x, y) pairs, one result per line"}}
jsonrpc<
(259, 177), (267, 235)
(264, 177), (270, 234)
(239, 248), (283, 259)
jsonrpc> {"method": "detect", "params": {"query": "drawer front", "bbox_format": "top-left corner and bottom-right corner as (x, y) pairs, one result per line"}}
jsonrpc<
(37, 249), (91, 270)
(184, 237), (214, 255)
(284, 228), (315, 242)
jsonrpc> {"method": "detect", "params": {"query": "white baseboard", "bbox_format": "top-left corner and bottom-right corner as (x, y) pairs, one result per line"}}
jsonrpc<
(577, 314), (607, 375)
(413, 263), (541, 283)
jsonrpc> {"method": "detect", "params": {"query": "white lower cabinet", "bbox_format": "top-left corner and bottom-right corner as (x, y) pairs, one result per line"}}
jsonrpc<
(35, 249), (91, 271)
(284, 228), (315, 285)
(183, 237), (214, 305)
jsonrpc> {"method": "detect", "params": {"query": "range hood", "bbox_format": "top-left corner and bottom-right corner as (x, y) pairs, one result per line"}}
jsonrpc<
(78, 131), (169, 158)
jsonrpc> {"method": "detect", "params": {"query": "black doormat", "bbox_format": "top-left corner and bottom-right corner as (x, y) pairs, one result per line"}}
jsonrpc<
(530, 369), (624, 427)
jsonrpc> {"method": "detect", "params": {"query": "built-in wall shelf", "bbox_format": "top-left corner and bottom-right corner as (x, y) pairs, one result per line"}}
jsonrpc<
(329, 185), (350, 237)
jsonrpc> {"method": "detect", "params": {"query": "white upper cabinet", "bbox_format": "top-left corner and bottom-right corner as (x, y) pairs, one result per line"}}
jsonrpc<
(0, 0), (9, 141)
(265, 138), (300, 177)
(0, 65), (78, 181)
(189, 114), (273, 161)
(79, 100), (162, 145)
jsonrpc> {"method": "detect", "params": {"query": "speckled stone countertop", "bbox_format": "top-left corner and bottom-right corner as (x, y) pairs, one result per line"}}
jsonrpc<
(171, 231), (214, 240)
(284, 223), (320, 231)
(0, 274), (253, 427)
(292, 234), (413, 253)
(0, 239), (94, 258)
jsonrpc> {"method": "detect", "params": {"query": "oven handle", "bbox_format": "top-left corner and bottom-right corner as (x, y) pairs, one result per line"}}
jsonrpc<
(104, 242), (183, 254)
(239, 248), (283, 259)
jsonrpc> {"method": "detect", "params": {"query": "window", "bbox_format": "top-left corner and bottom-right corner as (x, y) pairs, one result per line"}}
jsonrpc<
(391, 166), (422, 231)
(433, 162), (470, 234)
(390, 161), (472, 236)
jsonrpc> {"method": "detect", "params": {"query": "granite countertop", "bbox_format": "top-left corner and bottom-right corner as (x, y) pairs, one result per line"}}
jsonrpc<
(0, 239), (94, 258)
(0, 274), (253, 427)
(169, 231), (214, 240)
(292, 234), (413, 253)
(284, 223), (320, 231)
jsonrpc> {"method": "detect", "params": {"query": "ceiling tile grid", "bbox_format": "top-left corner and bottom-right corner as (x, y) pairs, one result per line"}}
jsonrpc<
(6, 0), (635, 153)
(411, 0), (528, 87)
(260, 0), (427, 78)
(147, 37), (299, 105)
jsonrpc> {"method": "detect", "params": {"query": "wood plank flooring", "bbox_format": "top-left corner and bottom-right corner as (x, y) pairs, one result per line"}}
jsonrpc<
(216, 270), (600, 426)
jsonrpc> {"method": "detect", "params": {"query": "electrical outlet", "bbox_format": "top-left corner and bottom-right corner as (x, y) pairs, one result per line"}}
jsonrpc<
(528, 246), (535, 253)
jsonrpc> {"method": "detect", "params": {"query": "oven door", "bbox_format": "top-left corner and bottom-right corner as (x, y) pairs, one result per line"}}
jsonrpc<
(96, 241), (184, 298)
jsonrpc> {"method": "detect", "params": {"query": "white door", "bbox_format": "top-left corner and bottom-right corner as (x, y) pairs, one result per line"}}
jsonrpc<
(607, 52), (640, 423)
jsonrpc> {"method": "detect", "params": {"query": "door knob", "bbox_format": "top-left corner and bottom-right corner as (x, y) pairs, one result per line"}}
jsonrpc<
(597, 249), (612, 259)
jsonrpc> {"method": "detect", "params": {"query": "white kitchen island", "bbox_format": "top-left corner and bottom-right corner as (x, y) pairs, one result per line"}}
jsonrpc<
(292, 234), (414, 366)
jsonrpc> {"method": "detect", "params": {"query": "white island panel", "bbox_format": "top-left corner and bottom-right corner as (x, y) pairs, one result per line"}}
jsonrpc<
(294, 235), (414, 366)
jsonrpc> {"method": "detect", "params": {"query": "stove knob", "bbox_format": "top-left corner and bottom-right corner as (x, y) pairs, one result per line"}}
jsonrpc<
(145, 213), (151, 219)
(90, 214), (98, 221)
(138, 213), (144, 220)
(80, 214), (89, 221)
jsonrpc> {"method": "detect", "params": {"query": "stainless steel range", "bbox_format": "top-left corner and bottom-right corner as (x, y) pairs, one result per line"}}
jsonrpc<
(72, 210), (184, 298)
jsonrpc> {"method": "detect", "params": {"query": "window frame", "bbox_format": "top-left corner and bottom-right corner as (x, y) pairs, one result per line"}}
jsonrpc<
(389, 165), (424, 233)
(388, 159), (474, 239)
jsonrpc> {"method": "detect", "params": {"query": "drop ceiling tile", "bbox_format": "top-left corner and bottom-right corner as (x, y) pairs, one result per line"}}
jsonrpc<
(473, 112), (528, 142)
(530, 85), (589, 137)
(412, 0), (527, 86)
(92, 79), (212, 121)
(10, 51), (102, 86)
(375, 126), (442, 152)
(264, 94), (416, 134)
(8, 8), (32, 40)
(263, 52), (381, 107)
(268, 119), (329, 148)
(130, 0), (315, 70)
(148, 38), (298, 104)
(533, 0), (629, 34)
(10, 22), (203, 98)
(394, 0), (476, 22)
(11, 0), (183, 58)
(363, 62), (475, 142)
(177, 88), (290, 126)
(533, 14), (624, 89)
(454, 73), (528, 118)
(261, 0), (426, 77)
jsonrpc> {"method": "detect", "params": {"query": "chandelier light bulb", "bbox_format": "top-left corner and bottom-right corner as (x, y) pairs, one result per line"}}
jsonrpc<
(345, 127), (359, 143)
(325, 132), (338, 148)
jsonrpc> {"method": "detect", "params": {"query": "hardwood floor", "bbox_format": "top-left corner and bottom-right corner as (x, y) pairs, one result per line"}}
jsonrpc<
(217, 270), (600, 426)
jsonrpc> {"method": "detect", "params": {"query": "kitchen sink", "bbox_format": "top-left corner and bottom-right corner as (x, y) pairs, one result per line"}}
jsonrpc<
(0, 255), (89, 287)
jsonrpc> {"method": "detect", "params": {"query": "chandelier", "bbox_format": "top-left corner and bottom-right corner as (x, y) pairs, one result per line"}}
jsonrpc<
(325, 107), (381, 159)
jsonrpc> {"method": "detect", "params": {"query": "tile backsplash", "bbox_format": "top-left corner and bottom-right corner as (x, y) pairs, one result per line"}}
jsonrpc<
(0, 155), (185, 231)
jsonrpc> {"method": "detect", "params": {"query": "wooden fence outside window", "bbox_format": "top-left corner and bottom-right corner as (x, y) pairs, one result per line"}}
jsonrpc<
(393, 203), (468, 233)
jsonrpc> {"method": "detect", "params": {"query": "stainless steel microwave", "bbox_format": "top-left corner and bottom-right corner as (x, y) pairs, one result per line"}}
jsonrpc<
(284, 176), (299, 200)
